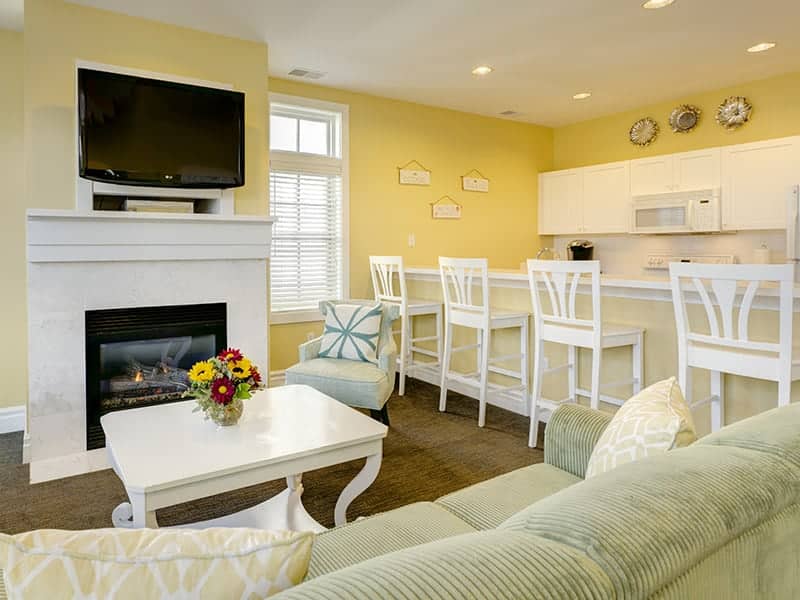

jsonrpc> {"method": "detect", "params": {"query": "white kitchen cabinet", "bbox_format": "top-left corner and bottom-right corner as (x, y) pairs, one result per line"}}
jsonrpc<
(630, 149), (720, 196)
(721, 136), (800, 231)
(581, 161), (630, 234)
(630, 155), (674, 196)
(539, 169), (583, 235)
(674, 148), (721, 191)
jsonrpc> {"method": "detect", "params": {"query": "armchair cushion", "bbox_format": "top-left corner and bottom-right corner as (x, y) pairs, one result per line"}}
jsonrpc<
(285, 358), (392, 411)
(318, 302), (383, 364)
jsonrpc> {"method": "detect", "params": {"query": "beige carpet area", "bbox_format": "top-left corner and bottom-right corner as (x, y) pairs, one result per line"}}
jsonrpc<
(0, 381), (543, 534)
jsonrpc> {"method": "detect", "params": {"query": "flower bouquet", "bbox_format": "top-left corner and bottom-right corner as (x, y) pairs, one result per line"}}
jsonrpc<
(184, 348), (263, 426)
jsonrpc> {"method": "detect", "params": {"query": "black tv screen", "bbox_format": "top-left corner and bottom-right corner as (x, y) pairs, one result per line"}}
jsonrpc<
(78, 69), (245, 189)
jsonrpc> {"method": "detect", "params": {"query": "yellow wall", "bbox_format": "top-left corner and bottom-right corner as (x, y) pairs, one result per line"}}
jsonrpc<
(553, 71), (800, 169)
(0, 30), (25, 410)
(268, 77), (553, 372)
(25, 0), (268, 215)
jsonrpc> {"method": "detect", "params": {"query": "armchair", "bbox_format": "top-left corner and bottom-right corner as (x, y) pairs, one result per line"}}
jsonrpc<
(285, 300), (401, 424)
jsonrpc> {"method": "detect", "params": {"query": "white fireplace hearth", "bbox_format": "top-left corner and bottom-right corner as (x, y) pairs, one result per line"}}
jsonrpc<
(26, 209), (274, 483)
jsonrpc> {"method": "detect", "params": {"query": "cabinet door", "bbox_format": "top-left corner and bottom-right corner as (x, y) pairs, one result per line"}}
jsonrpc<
(581, 161), (630, 234)
(674, 148), (721, 191)
(630, 155), (675, 195)
(721, 137), (799, 231)
(538, 170), (583, 234)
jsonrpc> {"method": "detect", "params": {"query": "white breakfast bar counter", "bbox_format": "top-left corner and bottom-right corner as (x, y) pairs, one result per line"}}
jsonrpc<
(401, 266), (800, 436)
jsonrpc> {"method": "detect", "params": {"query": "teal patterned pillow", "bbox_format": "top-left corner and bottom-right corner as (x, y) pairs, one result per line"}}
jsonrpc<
(318, 303), (383, 364)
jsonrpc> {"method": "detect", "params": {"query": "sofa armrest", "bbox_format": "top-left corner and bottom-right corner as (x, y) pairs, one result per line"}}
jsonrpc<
(298, 336), (322, 362)
(544, 404), (612, 479)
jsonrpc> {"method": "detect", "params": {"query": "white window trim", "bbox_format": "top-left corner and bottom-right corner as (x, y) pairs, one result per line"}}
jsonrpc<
(268, 92), (350, 325)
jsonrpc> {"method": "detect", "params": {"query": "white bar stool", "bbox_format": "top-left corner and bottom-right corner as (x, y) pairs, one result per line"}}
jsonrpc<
(369, 256), (442, 396)
(669, 262), (797, 432)
(527, 260), (644, 447)
(438, 257), (530, 428)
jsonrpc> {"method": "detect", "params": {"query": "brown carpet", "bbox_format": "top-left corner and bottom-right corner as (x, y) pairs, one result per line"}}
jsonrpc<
(0, 381), (543, 534)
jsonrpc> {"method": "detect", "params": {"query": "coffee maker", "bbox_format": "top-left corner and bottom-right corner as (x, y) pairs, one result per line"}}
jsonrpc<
(566, 239), (594, 261)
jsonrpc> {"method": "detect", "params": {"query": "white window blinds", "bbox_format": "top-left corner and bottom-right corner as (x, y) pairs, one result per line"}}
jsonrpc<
(269, 98), (347, 317)
(269, 168), (343, 312)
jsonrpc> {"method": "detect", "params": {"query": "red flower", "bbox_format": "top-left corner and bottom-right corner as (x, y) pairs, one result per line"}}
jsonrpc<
(211, 377), (235, 405)
(217, 348), (243, 362)
(250, 367), (262, 388)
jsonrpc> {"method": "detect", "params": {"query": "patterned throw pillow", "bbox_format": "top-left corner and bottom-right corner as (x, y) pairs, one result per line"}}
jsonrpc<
(318, 302), (383, 364)
(0, 527), (313, 599)
(585, 377), (697, 479)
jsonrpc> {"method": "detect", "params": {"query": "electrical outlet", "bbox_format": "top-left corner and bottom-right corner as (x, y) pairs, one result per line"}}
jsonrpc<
(408, 233), (416, 248)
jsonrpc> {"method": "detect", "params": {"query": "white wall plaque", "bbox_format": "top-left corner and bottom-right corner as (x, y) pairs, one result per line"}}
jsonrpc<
(398, 160), (431, 186)
(462, 176), (489, 192)
(431, 196), (462, 219)
(399, 168), (431, 186)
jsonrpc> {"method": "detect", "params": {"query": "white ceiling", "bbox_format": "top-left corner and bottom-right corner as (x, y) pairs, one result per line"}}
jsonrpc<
(9, 1), (800, 126)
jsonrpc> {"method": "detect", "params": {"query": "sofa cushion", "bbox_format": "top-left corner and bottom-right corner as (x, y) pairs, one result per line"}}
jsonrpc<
(697, 402), (800, 467)
(274, 530), (615, 600)
(501, 443), (800, 599)
(585, 377), (696, 479)
(285, 358), (391, 410)
(436, 463), (581, 530)
(0, 527), (312, 600)
(306, 502), (475, 580)
(544, 404), (612, 478)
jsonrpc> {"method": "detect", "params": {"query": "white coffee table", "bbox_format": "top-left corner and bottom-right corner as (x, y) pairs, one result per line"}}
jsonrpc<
(101, 384), (388, 531)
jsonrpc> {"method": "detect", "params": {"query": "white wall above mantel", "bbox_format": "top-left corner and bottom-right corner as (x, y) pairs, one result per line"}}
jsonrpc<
(27, 209), (275, 263)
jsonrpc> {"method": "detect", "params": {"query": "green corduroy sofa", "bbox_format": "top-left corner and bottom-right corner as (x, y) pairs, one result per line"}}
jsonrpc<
(273, 402), (800, 599)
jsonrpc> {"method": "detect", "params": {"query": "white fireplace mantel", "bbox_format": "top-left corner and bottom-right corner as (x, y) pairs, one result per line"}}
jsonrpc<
(26, 208), (274, 483)
(27, 209), (275, 263)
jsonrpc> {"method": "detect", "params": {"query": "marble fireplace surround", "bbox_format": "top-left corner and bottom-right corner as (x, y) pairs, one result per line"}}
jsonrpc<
(26, 209), (274, 483)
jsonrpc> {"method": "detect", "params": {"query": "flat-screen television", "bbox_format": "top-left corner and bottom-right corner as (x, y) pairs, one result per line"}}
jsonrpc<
(78, 68), (245, 189)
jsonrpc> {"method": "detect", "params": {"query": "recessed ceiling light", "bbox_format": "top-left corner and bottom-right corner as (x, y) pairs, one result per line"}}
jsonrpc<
(747, 42), (776, 53)
(472, 65), (493, 76)
(573, 92), (592, 100)
(642, 0), (675, 8)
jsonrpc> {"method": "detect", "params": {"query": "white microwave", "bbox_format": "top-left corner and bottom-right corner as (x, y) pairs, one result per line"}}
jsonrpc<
(630, 188), (721, 234)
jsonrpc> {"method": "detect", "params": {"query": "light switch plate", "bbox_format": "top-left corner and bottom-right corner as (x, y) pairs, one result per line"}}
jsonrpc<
(408, 233), (416, 248)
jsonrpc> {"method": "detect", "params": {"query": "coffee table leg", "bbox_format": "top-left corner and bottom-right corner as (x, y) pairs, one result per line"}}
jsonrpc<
(285, 474), (304, 530)
(112, 493), (157, 529)
(334, 451), (382, 526)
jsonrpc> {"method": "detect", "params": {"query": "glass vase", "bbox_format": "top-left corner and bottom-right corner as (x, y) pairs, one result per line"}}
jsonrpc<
(210, 398), (244, 426)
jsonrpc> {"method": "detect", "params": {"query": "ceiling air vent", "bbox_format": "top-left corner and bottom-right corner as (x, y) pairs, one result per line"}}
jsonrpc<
(288, 67), (326, 80)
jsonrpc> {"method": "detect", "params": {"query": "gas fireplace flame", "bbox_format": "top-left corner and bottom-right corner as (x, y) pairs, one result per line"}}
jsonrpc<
(133, 370), (144, 383)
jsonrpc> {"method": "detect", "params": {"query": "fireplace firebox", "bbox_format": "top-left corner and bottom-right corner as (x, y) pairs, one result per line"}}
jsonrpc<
(85, 303), (227, 450)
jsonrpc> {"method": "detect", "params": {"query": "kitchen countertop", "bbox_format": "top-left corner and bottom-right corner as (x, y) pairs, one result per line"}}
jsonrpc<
(403, 266), (800, 307)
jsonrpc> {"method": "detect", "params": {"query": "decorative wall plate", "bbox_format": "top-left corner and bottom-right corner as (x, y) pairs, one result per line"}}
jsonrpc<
(629, 117), (659, 146)
(669, 104), (701, 133)
(716, 96), (752, 130)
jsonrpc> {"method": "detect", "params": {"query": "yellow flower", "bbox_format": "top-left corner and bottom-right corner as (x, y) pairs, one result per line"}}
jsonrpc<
(229, 357), (252, 379)
(188, 361), (215, 383)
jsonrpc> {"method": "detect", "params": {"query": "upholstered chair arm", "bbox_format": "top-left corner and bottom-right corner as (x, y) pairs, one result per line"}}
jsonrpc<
(378, 336), (398, 382)
(298, 336), (323, 362)
(543, 404), (612, 479)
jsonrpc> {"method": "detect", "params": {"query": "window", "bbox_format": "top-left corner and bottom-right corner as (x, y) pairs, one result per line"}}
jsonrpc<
(269, 95), (348, 323)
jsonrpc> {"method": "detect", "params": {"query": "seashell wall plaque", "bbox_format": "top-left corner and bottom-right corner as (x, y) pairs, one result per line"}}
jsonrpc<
(716, 96), (752, 130)
(669, 104), (701, 133)
(629, 117), (659, 146)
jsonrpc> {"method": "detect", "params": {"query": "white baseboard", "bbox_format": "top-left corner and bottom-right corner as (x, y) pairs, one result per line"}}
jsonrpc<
(0, 405), (26, 434)
(269, 370), (286, 387)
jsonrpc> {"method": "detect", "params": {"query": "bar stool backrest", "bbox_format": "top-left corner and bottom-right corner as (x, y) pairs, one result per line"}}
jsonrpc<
(527, 260), (602, 345)
(439, 257), (490, 327)
(369, 256), (407, 308)
(669, 262), (794, 361)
